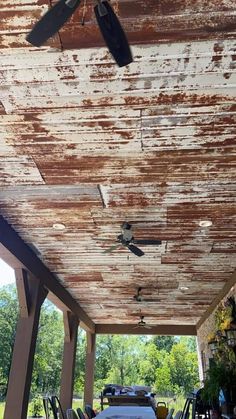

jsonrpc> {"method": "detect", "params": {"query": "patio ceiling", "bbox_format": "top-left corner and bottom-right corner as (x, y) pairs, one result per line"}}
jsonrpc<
(0, 0), (236, 332)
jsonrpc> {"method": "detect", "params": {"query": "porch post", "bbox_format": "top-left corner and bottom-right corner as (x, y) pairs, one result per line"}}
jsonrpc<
(84, 332), (96, 407)
(60, 311), (79, 415)
(4, 269), (48, 419)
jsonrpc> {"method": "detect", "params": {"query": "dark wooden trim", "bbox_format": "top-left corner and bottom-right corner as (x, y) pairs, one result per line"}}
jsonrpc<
(60, 312), (79, 414)
(84, 332), (96, 408)
(15, 269), (30, 318)
(4, 275), (48, 419)
(95, 324), (197, 335)
(197, 269), (236, 329)
(0, 216), (95, 333)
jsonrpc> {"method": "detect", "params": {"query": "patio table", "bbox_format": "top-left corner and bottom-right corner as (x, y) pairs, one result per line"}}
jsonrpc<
(95, 405), (156, 419)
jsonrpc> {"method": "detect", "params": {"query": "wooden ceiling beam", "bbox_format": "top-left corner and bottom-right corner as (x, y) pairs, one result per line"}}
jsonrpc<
(197, 270), (236, 329)
(95, 324), (197, 336)
(0, 216), (95, 333)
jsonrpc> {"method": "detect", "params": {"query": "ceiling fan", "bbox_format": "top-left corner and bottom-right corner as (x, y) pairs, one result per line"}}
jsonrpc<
(26, 0), (133, 67)
(103, 222), (162, 257)
(134, 315), (152, 330)
(133, 287), (143, 302)
(133, 287), (159, 303)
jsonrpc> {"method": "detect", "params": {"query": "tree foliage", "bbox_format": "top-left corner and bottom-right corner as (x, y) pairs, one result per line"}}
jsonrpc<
(0, 286), (19, 399)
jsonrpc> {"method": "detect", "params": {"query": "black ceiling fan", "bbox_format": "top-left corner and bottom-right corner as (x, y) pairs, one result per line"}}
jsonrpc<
(103, 222), (162, 257)
(26, 0), (133, 67)
(133, 315), (152, 330)
(133, 287), (143, 302)
(133, 286), (159, 302)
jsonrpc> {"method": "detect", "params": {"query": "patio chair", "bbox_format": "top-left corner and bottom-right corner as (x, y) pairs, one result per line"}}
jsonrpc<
(66, 408), (79, 419)
(173, 410), (183, 419)
(51, 395), (66, 419)
(76, 407), (86, 419)
(43, 396), (57, 419)
(166, 408), (175, 419)
(85, 404), (96, 418)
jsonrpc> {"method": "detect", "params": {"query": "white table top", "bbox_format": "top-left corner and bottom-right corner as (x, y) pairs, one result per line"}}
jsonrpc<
(96, 405), (156, 419)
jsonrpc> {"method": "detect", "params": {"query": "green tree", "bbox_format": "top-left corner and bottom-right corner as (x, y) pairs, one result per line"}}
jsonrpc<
(31, 300), (64, 396)
(0, 286), (18, 399)
(168, 342), (199, 395)
(74, 329), (86, 396)
(104, 335), (143, 386)
(155, 352), (173, 395)
(152, 336), (176, 352)
(94, 335), (148, 391)
(138, 342), (160, 387)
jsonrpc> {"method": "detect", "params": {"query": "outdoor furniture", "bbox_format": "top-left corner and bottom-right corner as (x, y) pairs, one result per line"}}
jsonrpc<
(95, 405), (156, 418)
(51, 395), (66, 419)
(66, 408), (79, 419)
(173, 411), (183, 419)
(106, 394), (154, 407)
(85, 403), (97, 418)
(100, 384), (156, 411)
(166, 408), (175, 419)
(77, 407), (86, 419)
(156, 402), (168, 419)
(43, 396), (57, 419)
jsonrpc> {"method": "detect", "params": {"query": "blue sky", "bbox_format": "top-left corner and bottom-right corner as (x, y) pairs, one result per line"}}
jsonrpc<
(0, 258), (15, 287)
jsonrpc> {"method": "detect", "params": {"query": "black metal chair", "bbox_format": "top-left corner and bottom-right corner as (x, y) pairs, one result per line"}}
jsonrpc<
(66, 409), (79, 419)
(85, 404), (96, 418)
(43, 397), (57, 419)
(195, 388), (211, 419)
(51, 395), (66, 419)
(76, 407), (86, 419)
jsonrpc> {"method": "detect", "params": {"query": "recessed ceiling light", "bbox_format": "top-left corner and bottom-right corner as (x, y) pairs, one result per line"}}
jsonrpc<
(179, 286), (189, 291)
(52, 223), (66, 231)
(199, 220), (212, 227)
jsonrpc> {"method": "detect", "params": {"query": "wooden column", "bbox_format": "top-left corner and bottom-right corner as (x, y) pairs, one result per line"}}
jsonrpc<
(4, 269), (48, 419)
(60, 311), (79, 415)
(84, 332), (96, 407)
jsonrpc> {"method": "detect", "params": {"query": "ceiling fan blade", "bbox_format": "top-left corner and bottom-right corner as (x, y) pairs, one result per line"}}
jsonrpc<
(103, 243), (121, 253)
(128, 244), (144, 257)
(135, 323), (152, 330)
(94, 1), (133, 67)
(144, 324), (152, 329)
(26, 0), (81, 47)
(96, 238), (116, 241)
(133, 239), (162, 246)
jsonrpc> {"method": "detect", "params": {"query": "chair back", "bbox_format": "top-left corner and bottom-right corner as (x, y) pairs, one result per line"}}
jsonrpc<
(43, 397), (57, 419)
(173, 410), (183, 419)
(66, 409), (79, 419)
(76, 407), (86, 419)
(166, 408), (175, 419)
(51, 395), (66, 419)
(85, 404), (96, 418)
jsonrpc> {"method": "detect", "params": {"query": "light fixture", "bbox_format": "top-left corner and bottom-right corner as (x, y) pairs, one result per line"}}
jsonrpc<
(52, 223), (66, 231)
(225, 328), (236, 348)
(179, 286), (189, 291)
(199, 220), (212, 227)
(208, 340), (218, 355)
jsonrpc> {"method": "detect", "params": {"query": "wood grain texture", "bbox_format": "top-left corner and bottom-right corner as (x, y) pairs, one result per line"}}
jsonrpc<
(0, 0), (235, 329)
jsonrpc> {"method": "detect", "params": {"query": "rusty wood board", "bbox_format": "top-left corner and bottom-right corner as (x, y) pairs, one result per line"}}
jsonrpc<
(0, 0), (235, 329)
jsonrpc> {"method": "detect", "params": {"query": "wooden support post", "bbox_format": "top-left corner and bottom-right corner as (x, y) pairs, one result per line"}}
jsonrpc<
(84, 332), (96, 408)
(4, 269), (48, 419)
(60, 311), (79, 415)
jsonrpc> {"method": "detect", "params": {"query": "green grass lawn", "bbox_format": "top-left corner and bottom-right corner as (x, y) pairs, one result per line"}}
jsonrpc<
(0, 403), (4, 419)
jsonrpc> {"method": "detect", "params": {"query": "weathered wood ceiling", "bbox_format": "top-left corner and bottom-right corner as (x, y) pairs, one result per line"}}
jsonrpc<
(0, 0), (236, 329)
